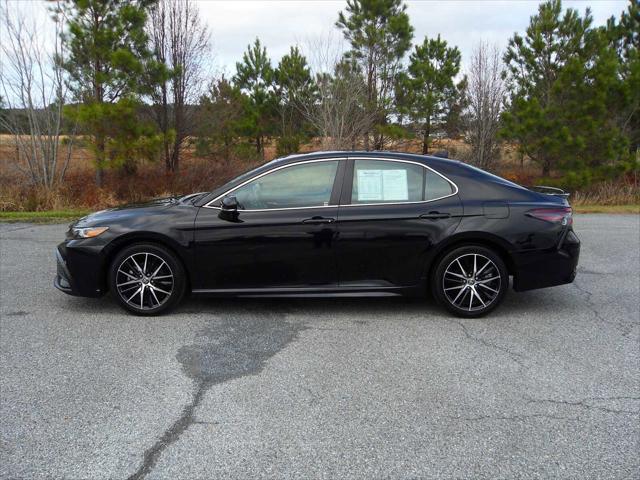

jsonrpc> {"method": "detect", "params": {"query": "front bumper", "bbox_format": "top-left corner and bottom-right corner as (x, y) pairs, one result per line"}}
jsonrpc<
(512, 229), (580, 292)
(54, 243), (106, 298)
(54, 248), (75, 294)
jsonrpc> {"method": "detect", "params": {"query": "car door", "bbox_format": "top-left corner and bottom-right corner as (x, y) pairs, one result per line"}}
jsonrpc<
(336, 157), (463, 288)
(193, 158), (345, 291)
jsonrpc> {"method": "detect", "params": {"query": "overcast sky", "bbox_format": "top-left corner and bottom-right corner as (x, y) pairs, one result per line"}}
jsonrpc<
(199, 0), (629, 75)
(1, 0), (630, 80)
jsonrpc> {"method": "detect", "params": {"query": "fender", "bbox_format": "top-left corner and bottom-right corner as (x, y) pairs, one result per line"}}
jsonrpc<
(102, 231), (196, 289)
(423, 230), (516, 280)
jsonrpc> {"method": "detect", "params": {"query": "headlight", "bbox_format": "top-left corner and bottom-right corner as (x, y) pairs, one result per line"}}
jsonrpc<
(72, 226), (109, 239)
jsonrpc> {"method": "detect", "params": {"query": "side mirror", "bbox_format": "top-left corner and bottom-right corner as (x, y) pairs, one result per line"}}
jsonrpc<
(221, 195), (239, 211)
(218, 195), (242, 222)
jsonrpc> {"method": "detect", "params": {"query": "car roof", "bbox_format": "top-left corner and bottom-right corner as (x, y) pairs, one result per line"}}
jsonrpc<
(272, 150), (462, 169)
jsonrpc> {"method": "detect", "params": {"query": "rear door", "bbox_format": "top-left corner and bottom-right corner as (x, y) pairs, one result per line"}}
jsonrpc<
(193, 158), (345, 290)
(335, 157), (463, 288)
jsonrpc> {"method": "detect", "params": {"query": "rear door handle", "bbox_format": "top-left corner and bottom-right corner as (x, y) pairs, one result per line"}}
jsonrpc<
(420, 212), (451, 220)
(302, 216), (335, 225)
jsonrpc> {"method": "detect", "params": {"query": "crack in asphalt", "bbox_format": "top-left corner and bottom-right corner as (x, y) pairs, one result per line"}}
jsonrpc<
(525, 396), (640, 416)
(447, 396), (640, 423)
(446, 413), (580, 422)
(572, 280), (634, 336)
(450, 318), (526, 367)
(127, 309), (306, 480)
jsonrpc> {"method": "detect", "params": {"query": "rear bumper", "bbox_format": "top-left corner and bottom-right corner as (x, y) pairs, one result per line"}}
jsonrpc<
(512, 230), (580, 292)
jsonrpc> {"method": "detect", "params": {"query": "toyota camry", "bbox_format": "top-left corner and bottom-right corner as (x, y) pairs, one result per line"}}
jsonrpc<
(55, 151), (580, 317)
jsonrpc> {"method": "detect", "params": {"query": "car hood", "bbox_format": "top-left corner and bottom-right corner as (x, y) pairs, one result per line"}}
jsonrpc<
(73, 196), (182, 228)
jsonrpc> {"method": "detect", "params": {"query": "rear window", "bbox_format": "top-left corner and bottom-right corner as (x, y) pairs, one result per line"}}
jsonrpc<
(351, 159), (453, 204)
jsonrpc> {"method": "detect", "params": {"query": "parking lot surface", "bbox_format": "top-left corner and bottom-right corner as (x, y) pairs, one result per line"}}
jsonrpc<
(1, 214), (638, 479)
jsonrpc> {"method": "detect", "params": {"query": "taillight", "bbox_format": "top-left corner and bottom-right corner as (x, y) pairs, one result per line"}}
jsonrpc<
(526, 207), (573, 226)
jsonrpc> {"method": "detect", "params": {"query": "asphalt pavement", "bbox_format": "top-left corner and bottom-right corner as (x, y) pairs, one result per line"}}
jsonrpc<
(0, 214), (638, 479)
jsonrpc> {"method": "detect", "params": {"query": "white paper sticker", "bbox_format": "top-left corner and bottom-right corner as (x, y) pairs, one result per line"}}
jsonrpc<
(357, 170), (383, 201)
(356, 168), (409, 202)
(382, 170), (408, 201)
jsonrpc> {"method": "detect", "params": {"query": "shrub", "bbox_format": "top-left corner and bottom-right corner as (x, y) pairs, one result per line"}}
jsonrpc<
(276, 135), (301, 157)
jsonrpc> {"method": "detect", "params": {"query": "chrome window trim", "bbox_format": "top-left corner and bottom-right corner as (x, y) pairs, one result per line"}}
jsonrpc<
(202, 157), (345, 211)
(342, 157), (459, 207)
(202, 156), (459, 212)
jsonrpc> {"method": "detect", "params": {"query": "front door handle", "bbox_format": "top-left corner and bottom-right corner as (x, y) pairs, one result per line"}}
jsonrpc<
(302, 216), (335, 225)
(420, 212), (451, 220)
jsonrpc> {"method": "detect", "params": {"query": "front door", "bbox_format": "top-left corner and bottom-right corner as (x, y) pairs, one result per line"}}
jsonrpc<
(336, 158), (463, 287)
(193, 159), (344, 290)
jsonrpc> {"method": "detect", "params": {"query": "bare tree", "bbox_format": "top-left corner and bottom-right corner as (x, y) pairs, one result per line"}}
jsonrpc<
(148, 0), (210, 173)
(466, 41), (505, 170)
(0, 0), (73, 188)
(301, 33), (375, 150)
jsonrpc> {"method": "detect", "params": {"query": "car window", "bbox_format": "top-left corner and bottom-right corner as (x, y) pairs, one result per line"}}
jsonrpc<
(232, 160), (339, 210)
(424, 169), (454, 200)
(351, 159), (453, 204)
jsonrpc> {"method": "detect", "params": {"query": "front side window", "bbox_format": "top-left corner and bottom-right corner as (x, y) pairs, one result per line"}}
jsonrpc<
(351, 159), (454, 204)
(232, 160), (339, 210)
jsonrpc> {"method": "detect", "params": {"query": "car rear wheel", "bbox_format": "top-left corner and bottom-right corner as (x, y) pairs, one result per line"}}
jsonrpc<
(432, 245), (508, 318)
(109, 243), (186, 316)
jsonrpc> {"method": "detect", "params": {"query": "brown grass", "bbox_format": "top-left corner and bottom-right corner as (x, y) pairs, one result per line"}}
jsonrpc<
(0, 136), (265, 211)
(0, 134), (635, 212)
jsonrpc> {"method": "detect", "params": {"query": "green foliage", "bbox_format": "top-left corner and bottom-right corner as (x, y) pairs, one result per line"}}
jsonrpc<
(276, 135), (302, 157)
(603, 0), (640, 154)
(58, 0), (164, 182)
(275, 46), (315, 141)
(233, 38), (277, 159)
(64, 97), (164, 173)
(198, 76), (253, 159)
(501, 0), (633, 177)
(59, 0), (158, 102)
(375, 123), (412, 140)
(336, 0), (413, 148)
(399, 35), (463, 153)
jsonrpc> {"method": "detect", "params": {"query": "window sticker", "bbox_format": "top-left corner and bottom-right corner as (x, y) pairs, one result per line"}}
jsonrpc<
(356, 169), (409, 202)
(357, 170), (383, 201)
(382, 169), (408, 201)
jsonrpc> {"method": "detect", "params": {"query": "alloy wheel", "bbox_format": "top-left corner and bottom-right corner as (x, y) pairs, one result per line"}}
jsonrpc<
(442, 253), (501, 312)
(115, 252), (174, 310)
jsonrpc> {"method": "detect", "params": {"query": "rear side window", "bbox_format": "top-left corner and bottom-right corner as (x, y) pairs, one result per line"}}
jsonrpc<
(351, 159), (453, 204)
(425, 169), (454, 200)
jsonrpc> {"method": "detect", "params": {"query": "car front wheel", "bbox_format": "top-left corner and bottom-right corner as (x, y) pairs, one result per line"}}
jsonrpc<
(433, 245), (508, 318)
(109, 243), (186, 316)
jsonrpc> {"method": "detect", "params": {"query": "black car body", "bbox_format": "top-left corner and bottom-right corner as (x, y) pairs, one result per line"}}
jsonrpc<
(55, 151), (580, 316)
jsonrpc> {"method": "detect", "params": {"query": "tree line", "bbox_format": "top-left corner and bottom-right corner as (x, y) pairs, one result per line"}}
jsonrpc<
(1, 0), (637, 190)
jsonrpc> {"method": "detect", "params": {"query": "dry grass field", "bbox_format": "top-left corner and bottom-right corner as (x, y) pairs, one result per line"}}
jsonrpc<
(0, 134), (636, 213)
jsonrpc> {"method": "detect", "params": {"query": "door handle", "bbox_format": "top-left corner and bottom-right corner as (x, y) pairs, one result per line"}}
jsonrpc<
(302, 217), (335, 225)
(420, 212), (451, 220)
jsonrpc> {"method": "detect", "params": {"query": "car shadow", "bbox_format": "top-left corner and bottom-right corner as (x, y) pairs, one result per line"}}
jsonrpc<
(58, 283), (574, 320)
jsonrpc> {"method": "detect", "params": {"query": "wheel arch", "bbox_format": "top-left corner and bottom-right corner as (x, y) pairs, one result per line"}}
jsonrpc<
(101, 232), (192, 293)
(426, 232), (516, 283)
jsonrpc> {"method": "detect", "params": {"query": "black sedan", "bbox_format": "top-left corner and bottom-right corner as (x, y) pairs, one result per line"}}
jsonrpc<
(55, 151), (580, 317)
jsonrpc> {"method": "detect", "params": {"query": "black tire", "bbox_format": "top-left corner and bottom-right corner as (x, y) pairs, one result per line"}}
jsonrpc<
(109, 243), (186, 316)
(432, 245), (508, 318)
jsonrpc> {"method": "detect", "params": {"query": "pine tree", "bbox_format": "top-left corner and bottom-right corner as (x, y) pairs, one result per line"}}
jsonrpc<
(59, 0), (162, 184)
(233, 38), (276, 160)
(198, 76), (252, 161)
(274, 46), (315, 155)
(501, 0), (629, 180)
(399, 35), (462, 154)
(604, 0), (639, 156)
(336, 0), (413, 150)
